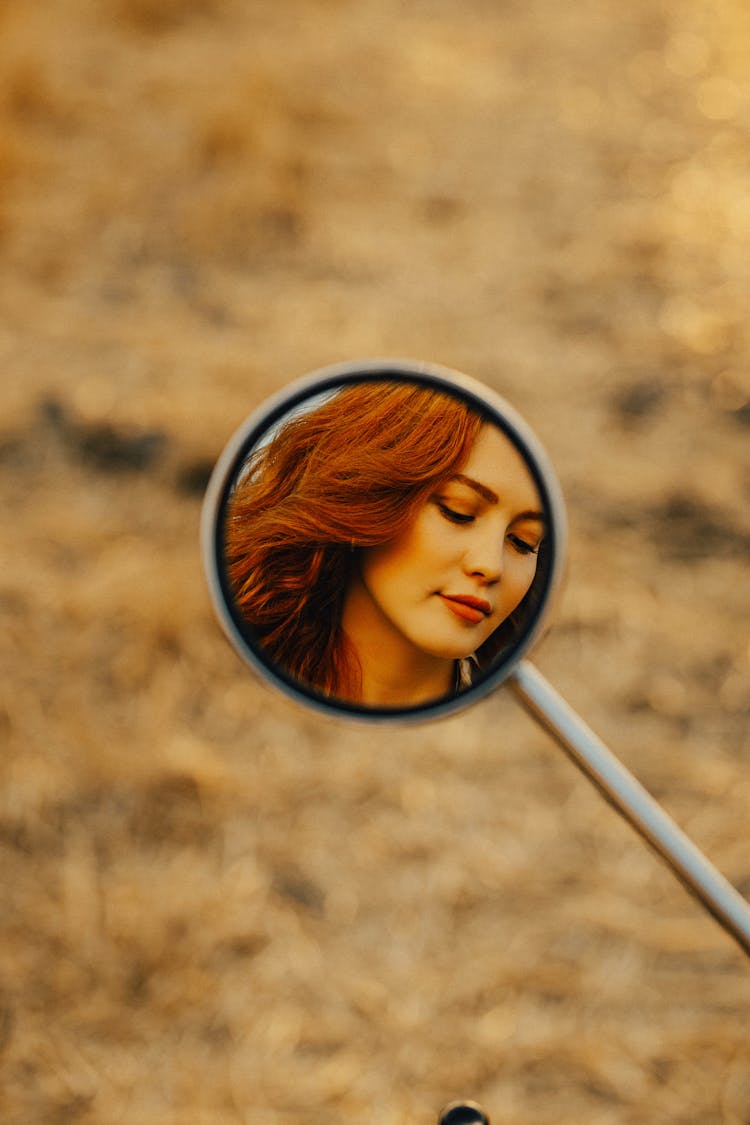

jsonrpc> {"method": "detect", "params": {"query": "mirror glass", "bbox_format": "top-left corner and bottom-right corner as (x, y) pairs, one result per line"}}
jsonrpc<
(202, 360), (566, 721)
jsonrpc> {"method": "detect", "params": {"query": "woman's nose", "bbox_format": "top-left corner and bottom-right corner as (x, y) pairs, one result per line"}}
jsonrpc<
(462, 528), (504, 584)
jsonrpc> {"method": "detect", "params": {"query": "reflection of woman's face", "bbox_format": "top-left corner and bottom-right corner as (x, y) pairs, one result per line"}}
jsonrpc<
(347, 424), (545, 669)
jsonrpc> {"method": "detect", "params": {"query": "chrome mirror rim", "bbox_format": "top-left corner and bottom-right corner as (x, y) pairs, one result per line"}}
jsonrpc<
(201, 357), (568, 722)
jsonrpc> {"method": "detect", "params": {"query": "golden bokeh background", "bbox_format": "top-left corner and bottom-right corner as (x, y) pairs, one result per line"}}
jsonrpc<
(1, 1), (749, 1121)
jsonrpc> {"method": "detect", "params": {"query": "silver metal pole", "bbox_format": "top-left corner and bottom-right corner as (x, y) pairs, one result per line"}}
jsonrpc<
(509, 660), (750, 959)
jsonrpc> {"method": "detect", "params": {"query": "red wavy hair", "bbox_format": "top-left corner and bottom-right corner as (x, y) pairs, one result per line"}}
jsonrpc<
(224, 378), (550, 700)
(224, 380), (484, 696)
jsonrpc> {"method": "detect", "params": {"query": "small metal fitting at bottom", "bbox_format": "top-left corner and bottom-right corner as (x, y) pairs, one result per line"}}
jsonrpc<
(438, 1100), (490, 1125)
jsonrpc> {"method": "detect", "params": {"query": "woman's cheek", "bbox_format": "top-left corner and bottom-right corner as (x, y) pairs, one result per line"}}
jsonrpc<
(509, 553), (538, 603)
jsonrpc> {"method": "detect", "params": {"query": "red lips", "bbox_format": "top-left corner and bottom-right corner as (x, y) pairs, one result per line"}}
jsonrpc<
(438, 594), (492, 624)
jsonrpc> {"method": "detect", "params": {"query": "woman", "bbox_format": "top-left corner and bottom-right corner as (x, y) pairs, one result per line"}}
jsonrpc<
(225, 379), (548, 707)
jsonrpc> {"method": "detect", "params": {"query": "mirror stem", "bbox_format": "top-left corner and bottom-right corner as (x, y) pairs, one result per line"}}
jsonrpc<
(510, 661), (750, 960)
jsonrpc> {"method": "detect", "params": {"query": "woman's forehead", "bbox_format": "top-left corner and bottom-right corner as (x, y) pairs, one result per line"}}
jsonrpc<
(458, 423), (543, 514)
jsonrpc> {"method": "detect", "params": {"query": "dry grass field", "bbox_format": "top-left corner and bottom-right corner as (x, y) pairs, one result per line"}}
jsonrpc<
(1, 1), (750, 1121)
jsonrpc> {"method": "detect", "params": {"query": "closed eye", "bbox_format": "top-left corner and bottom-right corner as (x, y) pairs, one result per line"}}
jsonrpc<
(437, 503), (474, 525)
(508, 534), (538, 555)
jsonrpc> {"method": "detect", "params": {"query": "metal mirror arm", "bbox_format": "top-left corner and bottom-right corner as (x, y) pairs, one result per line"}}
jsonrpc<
(510, 661), (750, 960)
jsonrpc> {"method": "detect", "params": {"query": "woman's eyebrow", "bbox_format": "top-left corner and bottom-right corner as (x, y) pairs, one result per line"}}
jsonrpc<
(512, 510), (547, 526)
(451, 474), (546, 523)
(451, 473), (499, 504)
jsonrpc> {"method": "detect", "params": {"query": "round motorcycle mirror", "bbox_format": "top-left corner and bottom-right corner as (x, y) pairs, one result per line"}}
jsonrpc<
(202, 358), (750, 956)
(202, 358), (567, 722)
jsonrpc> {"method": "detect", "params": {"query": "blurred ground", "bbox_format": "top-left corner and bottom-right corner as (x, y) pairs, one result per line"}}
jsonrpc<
(1, 1), (750, 1122)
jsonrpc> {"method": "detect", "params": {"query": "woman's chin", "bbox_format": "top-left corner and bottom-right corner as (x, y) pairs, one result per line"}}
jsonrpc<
(414, 620), (494, 662)
(417, 639), (482, 662)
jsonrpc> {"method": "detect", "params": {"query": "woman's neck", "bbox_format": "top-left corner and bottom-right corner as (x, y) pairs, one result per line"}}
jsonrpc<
(341, 572), (455, 707)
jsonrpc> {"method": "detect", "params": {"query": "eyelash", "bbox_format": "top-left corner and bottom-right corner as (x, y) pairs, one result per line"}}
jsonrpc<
(438, 505), (539, 555)
(508, 535), (539, 556)
(438, 503), (473, 525)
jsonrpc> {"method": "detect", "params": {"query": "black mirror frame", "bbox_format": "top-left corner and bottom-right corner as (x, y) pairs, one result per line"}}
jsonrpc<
(201, 358), (568, 723)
